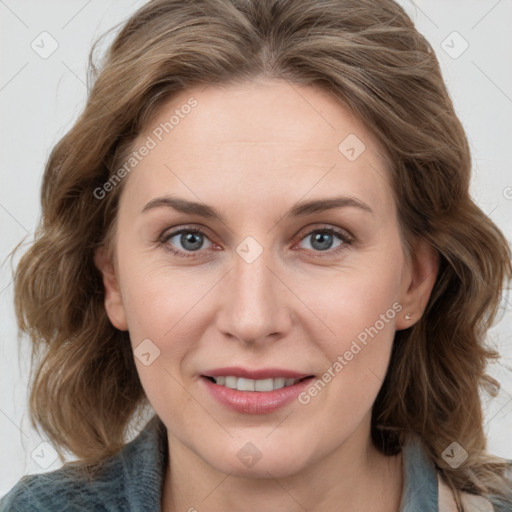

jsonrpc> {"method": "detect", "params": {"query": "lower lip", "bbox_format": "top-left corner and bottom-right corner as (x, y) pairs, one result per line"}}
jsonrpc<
(201, 376), (314, 414)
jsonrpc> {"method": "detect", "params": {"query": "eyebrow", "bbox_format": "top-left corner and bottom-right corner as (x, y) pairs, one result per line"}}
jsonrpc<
(141, 195), (373, 221)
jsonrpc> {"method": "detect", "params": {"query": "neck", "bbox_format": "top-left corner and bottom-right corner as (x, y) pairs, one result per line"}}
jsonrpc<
(161, 421), (403, 512)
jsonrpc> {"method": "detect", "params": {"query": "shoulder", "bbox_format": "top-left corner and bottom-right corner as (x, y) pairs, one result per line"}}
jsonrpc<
(0, 451), (127, 512)
(437, 473), (506, 512)
(0, 468), (102, 512)
(401, 434), (510, 512)
(0, 417), (166, 512)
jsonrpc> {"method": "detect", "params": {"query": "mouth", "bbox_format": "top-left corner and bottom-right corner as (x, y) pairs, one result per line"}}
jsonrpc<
(200, 368), (316, 414)
(203, 375), (313, 392)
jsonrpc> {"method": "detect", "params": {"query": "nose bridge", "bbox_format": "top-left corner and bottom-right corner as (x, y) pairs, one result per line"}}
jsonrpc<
(216, 239), (291, 343)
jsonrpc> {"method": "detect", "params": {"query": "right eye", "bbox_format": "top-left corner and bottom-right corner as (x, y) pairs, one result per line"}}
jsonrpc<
(160, 227), (215, 258)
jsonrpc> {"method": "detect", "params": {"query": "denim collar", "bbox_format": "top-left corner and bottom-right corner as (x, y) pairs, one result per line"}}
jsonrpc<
(133, 420), (439, 511)
(399, 433), (438, 511)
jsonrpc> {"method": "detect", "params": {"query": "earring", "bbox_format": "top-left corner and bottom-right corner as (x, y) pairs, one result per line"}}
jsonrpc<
(404, 313), (412, 320)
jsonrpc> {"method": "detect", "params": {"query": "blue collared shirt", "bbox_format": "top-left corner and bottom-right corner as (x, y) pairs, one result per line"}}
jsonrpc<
(0, 417), (508, 511)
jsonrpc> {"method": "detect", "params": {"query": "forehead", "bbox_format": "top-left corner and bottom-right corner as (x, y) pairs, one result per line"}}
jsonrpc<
(122, 79), (394, 217)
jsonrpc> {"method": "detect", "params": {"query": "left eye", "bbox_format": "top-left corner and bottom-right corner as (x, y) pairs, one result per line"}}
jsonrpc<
(297, 228), (348, 252)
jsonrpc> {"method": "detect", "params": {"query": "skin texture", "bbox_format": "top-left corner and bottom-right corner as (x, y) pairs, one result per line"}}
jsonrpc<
(95, 78), (438, 511)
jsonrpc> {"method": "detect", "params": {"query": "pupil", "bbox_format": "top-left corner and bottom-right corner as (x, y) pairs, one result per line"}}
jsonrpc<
(312, 232), (332, 251)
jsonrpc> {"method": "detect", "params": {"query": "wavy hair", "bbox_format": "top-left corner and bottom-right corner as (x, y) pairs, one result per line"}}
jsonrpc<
(14, 0), (512, 506)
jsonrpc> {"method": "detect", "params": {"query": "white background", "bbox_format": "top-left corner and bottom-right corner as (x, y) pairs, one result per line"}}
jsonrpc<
(1, 0), (511, 495)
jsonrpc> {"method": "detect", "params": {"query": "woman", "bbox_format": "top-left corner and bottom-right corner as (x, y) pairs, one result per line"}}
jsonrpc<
(1, 0), (511, 510)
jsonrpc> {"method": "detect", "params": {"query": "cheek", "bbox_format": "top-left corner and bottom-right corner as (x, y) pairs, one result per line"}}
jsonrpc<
(118, 261), (205, 422)
(294, 253), (403, 402)
(116, 260), (217, 407)
(298, 260), (403, 351)
(118, 256), (216, 340)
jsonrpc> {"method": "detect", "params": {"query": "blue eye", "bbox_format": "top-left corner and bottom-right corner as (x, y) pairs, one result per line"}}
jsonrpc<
(159, 225), (353, 259)
(298, 229), (347, 252)
(162, 228), (212, 257)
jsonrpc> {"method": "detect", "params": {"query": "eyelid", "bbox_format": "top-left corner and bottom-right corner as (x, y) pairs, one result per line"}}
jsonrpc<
(159, 224), (210, 240)
(294, 223), (354, 244)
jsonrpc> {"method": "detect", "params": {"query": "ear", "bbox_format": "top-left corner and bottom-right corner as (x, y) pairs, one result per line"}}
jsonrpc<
(395, 239), (438, 330)
(94, 246), (128, 331)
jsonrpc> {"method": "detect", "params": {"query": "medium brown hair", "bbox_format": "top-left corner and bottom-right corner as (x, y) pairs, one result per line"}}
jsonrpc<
(14, 0), (512, 505)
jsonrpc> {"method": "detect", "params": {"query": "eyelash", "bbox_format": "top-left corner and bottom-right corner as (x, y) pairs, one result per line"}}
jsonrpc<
(158, 224), (354, 259)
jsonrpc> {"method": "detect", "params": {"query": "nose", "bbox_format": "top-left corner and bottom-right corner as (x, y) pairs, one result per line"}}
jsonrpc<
(215, 245), (293, 345)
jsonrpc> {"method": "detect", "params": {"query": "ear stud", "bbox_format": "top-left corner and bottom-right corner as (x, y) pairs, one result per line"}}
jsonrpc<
(404, 313), (412, 320)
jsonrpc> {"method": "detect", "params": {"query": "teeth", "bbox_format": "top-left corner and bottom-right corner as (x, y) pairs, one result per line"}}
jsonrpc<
(237, 377), (255, 391)
(211, 376), (301, 392)
(273, 377), (285, 390)
(225, 376), (237, 389)
(255, 378), (273, 392)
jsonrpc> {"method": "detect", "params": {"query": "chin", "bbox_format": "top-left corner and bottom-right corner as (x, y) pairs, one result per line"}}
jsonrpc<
(199, 439), (315, 479)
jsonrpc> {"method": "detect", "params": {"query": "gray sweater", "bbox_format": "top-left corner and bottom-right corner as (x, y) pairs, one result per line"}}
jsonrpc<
(0, 417), (509, 511)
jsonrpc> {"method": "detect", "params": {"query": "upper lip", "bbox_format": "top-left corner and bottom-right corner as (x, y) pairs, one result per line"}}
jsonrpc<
(202, 367), (313, 380)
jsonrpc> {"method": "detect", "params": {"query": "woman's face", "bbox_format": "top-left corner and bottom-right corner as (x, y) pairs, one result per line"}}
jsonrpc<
(98, 78), (435, 478)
